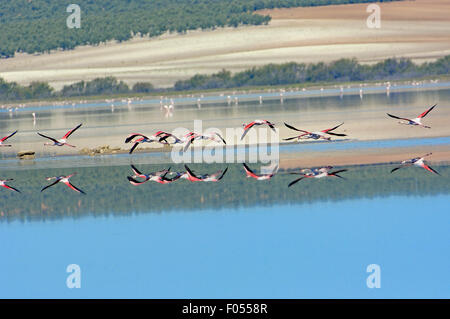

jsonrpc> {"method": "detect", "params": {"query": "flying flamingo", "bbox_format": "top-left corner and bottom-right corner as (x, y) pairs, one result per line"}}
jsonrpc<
(41, 173), (86, 194)
(125, 131), (173, 154)
(283, 122), (346, 141)
(0, 179), (21, 193)
(288, 166), (347, 187)
(242, 163), (278, 180)
(387, 104), (437, 128)
(183, 165), (228, 182)
(0, 130), (18, 147)
(241, 120), (276, 140)
(391, 153), (439, 175)
(37, 124), (82, 147)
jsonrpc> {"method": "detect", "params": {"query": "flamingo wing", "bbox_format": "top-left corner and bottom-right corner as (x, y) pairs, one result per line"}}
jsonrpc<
(214, 132), (226, 144)
(2, 183), (21, 193)
(1, 130), (18, 142)
(125, 133), (148, 144)
(65, 181), (86, 194)
(217, 167), (229, 181)
(321, 123), (344, 133)
(63, 123), (82, 139)
(288, 177), (306, 187)
(387, 113), (410, 122)
(242, 163), (259, 178)
(37, 132), (59, 143)
(184, 165), (202, 180)
(284, 123), (310, 134)
(240, 123), (255, 140)
(129, 142), (140, 154)
(418, 104), (437, 118)
(330, 169), (347, 178)
(130, 165), (146, 178)
(422, 163), (440, 175)
(127, 176), (150, 186)
(41, 179), (60, 192)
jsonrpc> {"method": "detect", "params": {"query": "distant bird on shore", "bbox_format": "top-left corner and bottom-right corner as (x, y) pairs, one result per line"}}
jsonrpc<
(387, 104), (437, 128)
(0, 130), (18, 147)
(41, 173), (86, 194)
(37, 123), (82, 147)
(0, 179), (21, 193)
(391, 153), (439, 175)
(241, 120), (276, 140)
(288, 166), (347, 187)
(242, 163), (278, 181)
(283, 122), (346, 141)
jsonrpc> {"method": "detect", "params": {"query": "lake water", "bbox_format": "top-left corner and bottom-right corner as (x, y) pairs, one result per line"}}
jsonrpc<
(0, 160), (449, 298)
(1, 86), (449, 298)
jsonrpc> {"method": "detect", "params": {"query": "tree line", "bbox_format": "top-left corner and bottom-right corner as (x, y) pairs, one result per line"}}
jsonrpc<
(0, 163), (448, 223)
(1, 56), (448, 102)
(0, 0), (399, 58)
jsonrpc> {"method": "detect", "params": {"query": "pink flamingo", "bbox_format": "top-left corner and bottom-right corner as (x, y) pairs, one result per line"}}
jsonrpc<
(37, 124), (82, 147)
(387, 104), (437, 128)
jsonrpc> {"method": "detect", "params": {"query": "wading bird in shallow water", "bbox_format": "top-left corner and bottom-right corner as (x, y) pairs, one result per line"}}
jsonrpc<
(241, 120), (276, 140)
(387, 104), (437, 128)
(37, 124), (82, 147)
(41, 173), (86, 194)
(242, 163), (278, 181)
(283, 122), (346, 141)
(288, 166), (347, 187)
(391, 153), (439, 175)
(125, 131), (173, 154)
(127, 165), (180, 185)
(181, 165), (228, 182)
(0, 179), (21, 193)
(0, 130), (18, 147)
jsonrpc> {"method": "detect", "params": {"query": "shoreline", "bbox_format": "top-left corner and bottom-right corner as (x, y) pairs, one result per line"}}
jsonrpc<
(1, 77), (449, 112)
(2, 137), (449, 171)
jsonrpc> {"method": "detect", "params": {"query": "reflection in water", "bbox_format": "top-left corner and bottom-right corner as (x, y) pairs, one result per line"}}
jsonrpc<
(288, 166), (348, 188)
(40, 173), (86, 194)
(391, 152), (440, 175)
(0, 162), (448, 222)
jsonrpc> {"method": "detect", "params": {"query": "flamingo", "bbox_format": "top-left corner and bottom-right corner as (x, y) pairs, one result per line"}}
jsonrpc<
(283, 123), (346, 141)
(183, 165), (228, 182)
(288, 166), (347, 187)
(0, 130), (18, 147)
(243, 163), (278, 180)
(241, 120), (276, 140)
(41, 173), (86, 194)
(387, 104), (436, 128)
(125, 131), (172, 154)
(37, 124), (82, 147)
(391, 153), (439, 175)
(0, 179), (21, 193)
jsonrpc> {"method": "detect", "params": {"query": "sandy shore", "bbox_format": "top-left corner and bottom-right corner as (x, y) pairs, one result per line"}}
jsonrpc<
(0, 0), (449, 89)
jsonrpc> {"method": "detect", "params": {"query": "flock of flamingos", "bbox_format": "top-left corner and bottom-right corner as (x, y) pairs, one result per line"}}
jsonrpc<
(0, 103), (441, 194)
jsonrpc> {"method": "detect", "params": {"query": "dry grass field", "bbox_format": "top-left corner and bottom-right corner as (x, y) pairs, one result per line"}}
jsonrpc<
(0, 0), (449, 89)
